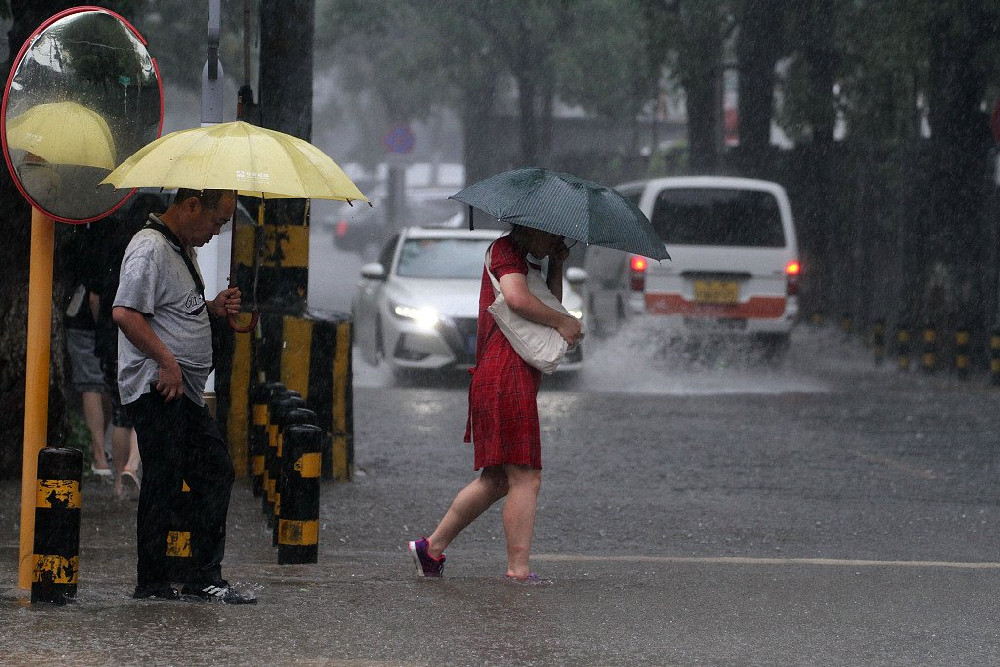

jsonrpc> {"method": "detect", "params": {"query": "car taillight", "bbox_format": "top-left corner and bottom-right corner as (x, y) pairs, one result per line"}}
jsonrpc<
(335, 220), (348, 238)
(785, 260), (800, 296)
(629, 255), (647, 291)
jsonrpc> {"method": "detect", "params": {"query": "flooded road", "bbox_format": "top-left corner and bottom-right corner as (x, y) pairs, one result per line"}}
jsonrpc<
(0, 226), (998, 663)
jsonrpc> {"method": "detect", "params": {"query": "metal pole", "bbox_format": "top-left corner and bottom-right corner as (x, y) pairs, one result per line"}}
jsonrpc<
(18, 207), (55, 591)
(202, 0), (225, 392)
(202, 0), (224, 126)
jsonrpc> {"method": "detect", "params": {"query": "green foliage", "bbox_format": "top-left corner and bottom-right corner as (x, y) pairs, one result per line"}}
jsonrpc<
(555, 0), (650, 120)
(317, 0), (662, 162)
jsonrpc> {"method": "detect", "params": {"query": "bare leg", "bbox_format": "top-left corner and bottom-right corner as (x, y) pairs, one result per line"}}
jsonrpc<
(82, 391), (110, 469)
(124, 428), (140, 472)
(502, 464), (542, 578)
(426, 466), (508, 559)
(113, 427), (141, 497)
(112, 427), (133, 475)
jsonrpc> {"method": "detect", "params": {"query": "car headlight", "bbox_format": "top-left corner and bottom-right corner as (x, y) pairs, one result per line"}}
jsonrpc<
(390, 301), (440, 330)
(568, 308), (584, 320)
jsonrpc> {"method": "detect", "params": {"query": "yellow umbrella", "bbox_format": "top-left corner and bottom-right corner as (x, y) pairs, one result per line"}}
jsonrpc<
(100, 120), (368, 333)
(7, 101), (116, 169)
(100, 120), (368, 202)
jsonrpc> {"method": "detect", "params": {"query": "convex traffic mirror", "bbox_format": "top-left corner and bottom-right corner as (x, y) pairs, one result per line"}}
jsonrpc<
(2, 7), (163, 222)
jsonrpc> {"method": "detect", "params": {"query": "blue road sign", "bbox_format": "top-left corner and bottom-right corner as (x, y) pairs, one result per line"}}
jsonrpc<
(384, 123), (416, 154)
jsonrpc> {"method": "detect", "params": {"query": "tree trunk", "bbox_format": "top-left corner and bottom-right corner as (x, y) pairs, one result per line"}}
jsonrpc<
(259, 0), (314, 141)
(684, 73), (720, 173)
(680, 13), (722, 174)
(735, 0), (783, 172)
(258, 0), (315, 313)
(462, 79), (502, 183)
(794, 0), (839, 320)
(925, 0), (993, 330)
(515, 71), (539, 166)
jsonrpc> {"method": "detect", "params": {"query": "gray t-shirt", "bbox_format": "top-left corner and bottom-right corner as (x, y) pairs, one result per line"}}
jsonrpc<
(114, 221), (212, 406)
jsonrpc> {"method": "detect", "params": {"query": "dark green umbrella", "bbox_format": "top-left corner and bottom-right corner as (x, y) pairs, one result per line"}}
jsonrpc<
(450, 167), (670, 260)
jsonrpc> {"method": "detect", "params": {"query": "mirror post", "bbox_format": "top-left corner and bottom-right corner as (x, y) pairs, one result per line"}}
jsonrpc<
(17, 207), (55, 591)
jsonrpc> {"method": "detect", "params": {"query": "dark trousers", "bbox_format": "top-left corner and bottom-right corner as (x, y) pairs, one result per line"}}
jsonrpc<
(128, 393), (235, 587)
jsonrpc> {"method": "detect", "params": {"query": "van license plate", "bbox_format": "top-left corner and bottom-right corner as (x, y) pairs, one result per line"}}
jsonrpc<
(693, 280), (738, 305)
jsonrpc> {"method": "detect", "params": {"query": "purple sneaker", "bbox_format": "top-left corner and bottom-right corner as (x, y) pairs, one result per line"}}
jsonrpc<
(408, 538), (445, 577)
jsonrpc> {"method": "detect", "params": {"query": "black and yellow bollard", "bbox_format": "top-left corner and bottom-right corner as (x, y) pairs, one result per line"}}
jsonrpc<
(921, 326), (937, 373)
(165, 479), (193, 582)
(955, 327), (971, 380)
(257, 312), (355, 482)
(265, 393), (306, 522)
(273, 407), (317, 547)
(872, 319), (886, 365)
(32, 447), (82, 605)
(278, 424), (324, 564)
(990, 329), (1000, 386)
(305, 316), (355, 481)
(896, 326), (911, 371)
(262, 387), (293, 516)
(250, 382), (285, 497)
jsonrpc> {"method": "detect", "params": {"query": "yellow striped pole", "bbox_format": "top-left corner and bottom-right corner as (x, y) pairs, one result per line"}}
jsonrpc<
(896, 326), (911, 371)
(954, 328), (971, 380)
(921, 326), (937, 373)
(31, 447), (82, 604)
(278, 424), (324, 564)
(990, 329), (1000, 386)
(872, 319), (886, 365)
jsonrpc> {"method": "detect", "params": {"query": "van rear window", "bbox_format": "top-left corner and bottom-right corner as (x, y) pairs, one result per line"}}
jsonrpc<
(650, 188), (785, 247)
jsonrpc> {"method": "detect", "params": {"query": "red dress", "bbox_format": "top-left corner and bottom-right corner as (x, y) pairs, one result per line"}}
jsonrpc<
(464, 235), (543, 470)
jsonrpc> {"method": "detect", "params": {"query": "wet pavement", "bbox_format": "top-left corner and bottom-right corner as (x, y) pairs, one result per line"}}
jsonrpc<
(2, 327), (1000, 664)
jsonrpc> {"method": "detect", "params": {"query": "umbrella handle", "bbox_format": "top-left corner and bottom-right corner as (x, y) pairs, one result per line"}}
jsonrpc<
(228, 310), (259, 333)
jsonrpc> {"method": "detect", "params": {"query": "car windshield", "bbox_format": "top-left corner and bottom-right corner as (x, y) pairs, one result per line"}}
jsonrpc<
(396, 238), (494, 279)
(650, 188), (786, 247)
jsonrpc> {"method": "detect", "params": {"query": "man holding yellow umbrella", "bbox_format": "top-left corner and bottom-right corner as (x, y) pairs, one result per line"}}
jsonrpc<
(101, 120), (367, 603)
(113, 188), (247, 602)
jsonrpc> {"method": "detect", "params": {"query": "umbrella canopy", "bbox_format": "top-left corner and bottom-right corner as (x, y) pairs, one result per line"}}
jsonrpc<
(450, 167), (669, 260)
(7, 101), (116, 169)
(100, 120), (368, 202)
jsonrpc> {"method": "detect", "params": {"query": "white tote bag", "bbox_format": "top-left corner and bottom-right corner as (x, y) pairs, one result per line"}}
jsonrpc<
(485, 245), (572, 374)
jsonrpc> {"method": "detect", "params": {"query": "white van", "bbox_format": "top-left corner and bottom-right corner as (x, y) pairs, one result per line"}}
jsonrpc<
(584, 176), (800, 356)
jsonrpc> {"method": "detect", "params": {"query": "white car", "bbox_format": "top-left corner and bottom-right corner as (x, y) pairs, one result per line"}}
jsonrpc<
(585, 176), (800, 359)
(352, 227), (586, 379)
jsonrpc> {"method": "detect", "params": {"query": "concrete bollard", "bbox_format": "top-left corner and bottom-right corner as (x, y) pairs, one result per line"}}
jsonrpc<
(32, 447), (82, 605)
(250, 381), (285, 497)
(273, 407), (317, 547)
(955, 328), (971, 380)
(278, 424), (324, 564)
(872, 319), (886, 365)
(921, 326), (937, 373)
(896, 326), (911, 371)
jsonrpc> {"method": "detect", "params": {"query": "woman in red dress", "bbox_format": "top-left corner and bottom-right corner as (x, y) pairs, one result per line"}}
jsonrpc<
(408, 225), (583, 582)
